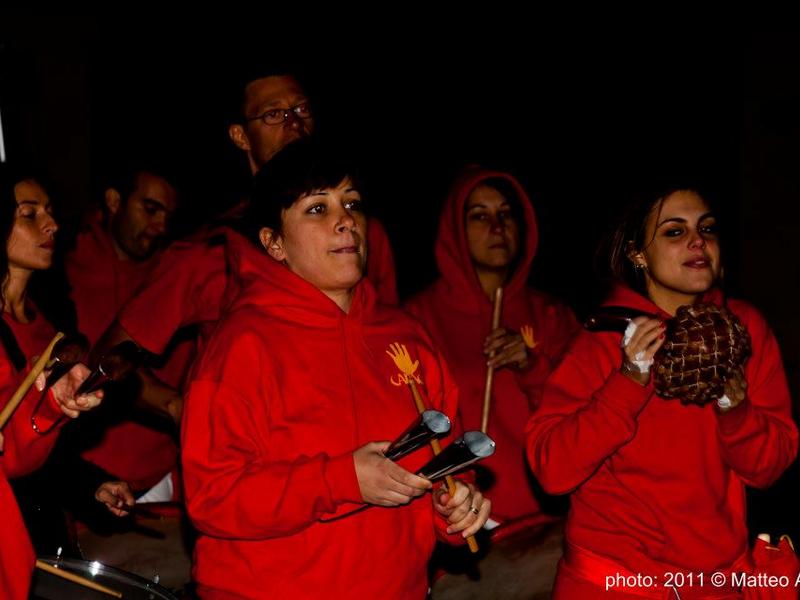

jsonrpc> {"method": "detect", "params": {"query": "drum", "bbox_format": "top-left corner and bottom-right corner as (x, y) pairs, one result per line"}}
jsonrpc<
(76, 502), (192, 593)
(431, 516), (564, 600)
(31, 556), (179, 599)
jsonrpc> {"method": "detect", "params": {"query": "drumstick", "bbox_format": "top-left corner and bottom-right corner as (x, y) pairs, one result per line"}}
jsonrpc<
(35, 560), (122, 598)
(0, 332), (64, 430)
(481, 287), (504, 434)
(406, 379), (480, 554)
(386, 343), (480, 553)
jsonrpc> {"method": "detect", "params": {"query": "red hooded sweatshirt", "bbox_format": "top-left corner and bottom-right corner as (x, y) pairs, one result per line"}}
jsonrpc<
(526, 285), (798, 598)
(1, 311), (70, 600)
(406, 166), (579, 522)
(181, 233), (463, 600)
(66, 212), (178, 490)
(118, 217), (398, 362)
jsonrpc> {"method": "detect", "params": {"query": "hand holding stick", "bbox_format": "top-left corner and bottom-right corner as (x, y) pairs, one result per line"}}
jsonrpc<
(0, 332), (63, 430)
(386, 343), (480, 553)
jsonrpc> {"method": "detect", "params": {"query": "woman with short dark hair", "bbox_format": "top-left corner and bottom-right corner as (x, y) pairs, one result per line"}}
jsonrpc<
(181, 140), (490, 599)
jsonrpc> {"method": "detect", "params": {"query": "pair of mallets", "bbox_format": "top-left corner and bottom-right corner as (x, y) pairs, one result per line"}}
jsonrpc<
(388, 287), (504, 554)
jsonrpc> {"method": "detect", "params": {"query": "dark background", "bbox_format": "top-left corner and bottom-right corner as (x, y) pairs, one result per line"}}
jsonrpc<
(2, 18), (799, 539)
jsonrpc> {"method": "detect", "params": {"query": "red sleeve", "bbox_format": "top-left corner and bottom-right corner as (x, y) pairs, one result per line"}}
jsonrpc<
(715, 307), (798, 488)
(366, 219), (398, 306)
(181, 333), (364, 541)
(525, 333), (653, 495)
(1, 371), (64, 478)
(517, 294), (581, 411)
(515, 348), (557, 413)
(536, 296), (581, 367)
(118, 240), (226, 355)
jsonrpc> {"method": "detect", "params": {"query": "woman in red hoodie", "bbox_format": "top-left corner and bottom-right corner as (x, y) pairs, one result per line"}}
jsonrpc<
(0, 166), (103, 599)
(181, 140), (491, 600)
(406, 167), (578, 524)
(526, 184), (797, 599)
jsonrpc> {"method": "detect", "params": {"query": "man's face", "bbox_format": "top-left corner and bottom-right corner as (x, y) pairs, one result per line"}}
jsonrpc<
(229, 75), (315, 173)
(108, 171), (178, 260)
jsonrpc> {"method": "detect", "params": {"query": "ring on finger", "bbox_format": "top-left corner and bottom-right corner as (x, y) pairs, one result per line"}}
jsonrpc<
(469, 505), (480, 516)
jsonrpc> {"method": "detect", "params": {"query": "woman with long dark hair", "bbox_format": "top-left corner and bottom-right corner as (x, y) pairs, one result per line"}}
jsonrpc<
(0, 164), (102, 600)
(526, 184), (797, 599)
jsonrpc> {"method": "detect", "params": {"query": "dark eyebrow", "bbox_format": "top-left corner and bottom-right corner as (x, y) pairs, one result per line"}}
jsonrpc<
(142, 197), (169, 211)
(657, 211), (714, 228)
(16, 200), (51, 210)
(656, 217), (686, 227)
(466, 201), (511, 211)
(254, 97), (309, 116)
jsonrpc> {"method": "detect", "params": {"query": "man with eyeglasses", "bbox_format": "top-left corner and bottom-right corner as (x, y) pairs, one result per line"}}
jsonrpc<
(228, 73), (314, 173)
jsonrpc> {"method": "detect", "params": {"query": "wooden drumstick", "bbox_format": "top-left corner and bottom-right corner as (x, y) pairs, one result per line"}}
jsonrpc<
(406, 379), (480, 554)
(481, 287), (504, 434)
(386, 343), (480, 553)
(35, 559), (122, 598)
(0, 332), (64, 430)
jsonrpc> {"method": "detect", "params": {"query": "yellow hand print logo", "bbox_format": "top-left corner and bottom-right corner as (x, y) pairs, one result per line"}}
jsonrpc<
(386, 342), (423, 387)
(521, 324), (538, 349)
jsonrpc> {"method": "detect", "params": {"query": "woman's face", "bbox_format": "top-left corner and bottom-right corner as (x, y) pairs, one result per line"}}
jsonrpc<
(465, 185), (520, 271)
(634, 190), (721, 311)
(261, 177), (367, 297)
(8, 179), (58, 272)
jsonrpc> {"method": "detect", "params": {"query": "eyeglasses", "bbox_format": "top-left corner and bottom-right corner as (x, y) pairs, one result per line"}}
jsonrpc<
(246, 102), (312, 126)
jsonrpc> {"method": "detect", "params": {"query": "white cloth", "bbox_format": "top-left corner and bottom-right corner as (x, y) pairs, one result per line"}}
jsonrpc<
(622, 320), (653, 373)
(135, 472), (174, 504)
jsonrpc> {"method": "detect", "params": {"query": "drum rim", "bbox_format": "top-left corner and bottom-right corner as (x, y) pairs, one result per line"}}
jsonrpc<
(36, 555), (179, 599)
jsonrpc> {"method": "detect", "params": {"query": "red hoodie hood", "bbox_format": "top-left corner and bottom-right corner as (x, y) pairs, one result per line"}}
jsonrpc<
(435, 165), (539, 312)
(223, 231), (377, 326)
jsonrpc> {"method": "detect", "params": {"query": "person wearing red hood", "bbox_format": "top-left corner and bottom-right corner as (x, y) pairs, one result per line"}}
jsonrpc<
(526, 184), (797, 598)
(64, 162), (180, 497)
(0, 166), (103, 599)
(406, 166), (579, 524)
(181, 139), (491, 599)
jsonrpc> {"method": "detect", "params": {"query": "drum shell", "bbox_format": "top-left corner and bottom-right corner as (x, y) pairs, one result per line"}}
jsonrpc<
(31, 556), (179, 600)
(76, 502), (192, 594)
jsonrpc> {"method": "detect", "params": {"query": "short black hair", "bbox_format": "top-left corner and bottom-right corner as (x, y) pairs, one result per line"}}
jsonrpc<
(101, 156), (181, 207)
(242, 137), (363, 243)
